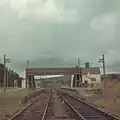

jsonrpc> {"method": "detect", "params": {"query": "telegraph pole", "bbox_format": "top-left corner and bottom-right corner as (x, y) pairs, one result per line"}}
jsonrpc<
(102, 54), (105, 76)
(26, 60), (29, 89)
(3, 54), (6, 92)
(99, 54), (105, 76)
(27, 60), (30, 68)
(3, 54), (10, 92)
(78, 58), (82, 86)
(78, 58), (80, 82)
(6, 67), (8, 87)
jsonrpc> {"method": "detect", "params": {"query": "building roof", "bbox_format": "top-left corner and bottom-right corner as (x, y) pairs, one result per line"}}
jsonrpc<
(105, 74), (120, 81)
(81, 67), (100, 74)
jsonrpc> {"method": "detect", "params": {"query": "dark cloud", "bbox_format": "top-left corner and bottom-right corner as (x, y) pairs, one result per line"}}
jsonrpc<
(0, 0), (120, 76)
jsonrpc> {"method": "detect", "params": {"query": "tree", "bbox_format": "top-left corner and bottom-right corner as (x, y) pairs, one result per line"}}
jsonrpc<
(8, 69), (14, 87)
(0, 63), (22, 87)
(0, 63), (4, 87)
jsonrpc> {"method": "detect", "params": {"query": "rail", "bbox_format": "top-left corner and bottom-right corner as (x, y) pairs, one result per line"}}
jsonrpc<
(58, 91), (86, 120)
(61, 87), (77, 92)
(9, 94), (41, 120)
(41, 90), (52, 120)
(9, 89), (52, 120)
(58, 91), (120, 120)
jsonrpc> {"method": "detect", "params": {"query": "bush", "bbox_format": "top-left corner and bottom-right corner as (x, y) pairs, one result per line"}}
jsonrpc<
(21, 89), (45, 105)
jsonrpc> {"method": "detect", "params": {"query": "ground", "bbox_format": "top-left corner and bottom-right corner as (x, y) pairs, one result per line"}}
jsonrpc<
(52, 92), (76, 120)
(0, 88), (34, 120)
(0, 87), (22, 93)
(94, 97), (120, 117)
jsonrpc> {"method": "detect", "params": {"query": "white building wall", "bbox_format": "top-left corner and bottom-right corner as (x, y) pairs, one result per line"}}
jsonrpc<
(14, 80), (17, 88)
(82, 74), (101, 84)
(71, 75), (74, 87)
(35, 80), (42, 88)
(35, 82), (41, 88)
(88, 74), (101, 83)
(82, 75), (91, 84)
(22, 79), (26, 88)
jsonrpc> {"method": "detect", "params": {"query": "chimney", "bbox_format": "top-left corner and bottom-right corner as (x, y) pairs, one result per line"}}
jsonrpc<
(85, 62), (89, 68)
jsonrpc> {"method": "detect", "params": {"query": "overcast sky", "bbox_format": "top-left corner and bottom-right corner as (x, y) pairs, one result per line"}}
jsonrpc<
(0, 0), (120, 76)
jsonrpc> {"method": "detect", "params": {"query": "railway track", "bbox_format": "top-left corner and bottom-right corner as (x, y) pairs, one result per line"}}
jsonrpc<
(9, 89), (120, 120)
(9, 89), (52, 120)
(41, 90), (52, 120)
(9, 89), (79, 120)
(41, 90), (79, 120)
(58, 91), (120, 120)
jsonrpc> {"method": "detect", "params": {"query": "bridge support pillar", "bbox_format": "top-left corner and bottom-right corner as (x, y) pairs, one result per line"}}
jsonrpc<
(74, 74), (82, 87)
(26, 74), (35, 88)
